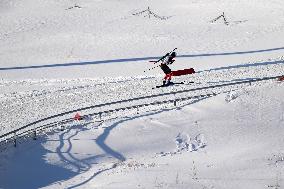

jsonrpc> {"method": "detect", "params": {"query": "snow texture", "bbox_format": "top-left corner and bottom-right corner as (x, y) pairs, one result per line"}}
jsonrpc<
(0, 0), (284, 188)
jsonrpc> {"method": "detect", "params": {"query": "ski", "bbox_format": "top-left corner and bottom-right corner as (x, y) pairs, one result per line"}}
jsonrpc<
(152, 81), (195, 89)
(153, 82), (184, 89)
(186, 81), (195, 84)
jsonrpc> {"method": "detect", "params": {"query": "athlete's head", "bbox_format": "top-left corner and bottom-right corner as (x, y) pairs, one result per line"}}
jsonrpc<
(170, 51), (176, 58)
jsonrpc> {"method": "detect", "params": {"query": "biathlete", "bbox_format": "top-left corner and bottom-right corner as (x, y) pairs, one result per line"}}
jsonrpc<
(159, 51), (176, 86)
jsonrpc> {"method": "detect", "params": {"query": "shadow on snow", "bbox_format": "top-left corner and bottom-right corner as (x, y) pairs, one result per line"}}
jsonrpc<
(0, 139), (76, 189)
(0, 46), (283, 71)
(69, 97), (209, 188)
(199, 59), (284, 73)
(0, 96), (210, 189)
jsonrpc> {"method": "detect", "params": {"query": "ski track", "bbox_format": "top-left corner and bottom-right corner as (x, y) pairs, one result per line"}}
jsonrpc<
(0, 57), (283, 135)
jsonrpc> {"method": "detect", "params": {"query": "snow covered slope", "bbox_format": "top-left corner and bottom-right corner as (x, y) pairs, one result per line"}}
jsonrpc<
(0, 0), (284, 188)
(1, 0), (284, 79)
(1, 82), (284, 189)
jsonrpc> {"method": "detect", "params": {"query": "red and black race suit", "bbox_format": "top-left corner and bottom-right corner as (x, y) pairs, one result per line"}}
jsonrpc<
(160, 64), (172, 74)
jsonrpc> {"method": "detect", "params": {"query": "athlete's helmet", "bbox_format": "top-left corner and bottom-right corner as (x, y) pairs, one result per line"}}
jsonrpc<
(170, 51), (177, 58)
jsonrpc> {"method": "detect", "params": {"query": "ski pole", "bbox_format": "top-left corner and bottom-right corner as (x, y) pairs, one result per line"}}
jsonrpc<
(144, 48), (177, 72)
(143, 65), (160, 72)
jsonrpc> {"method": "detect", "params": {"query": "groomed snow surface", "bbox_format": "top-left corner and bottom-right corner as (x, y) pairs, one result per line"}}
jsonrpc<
(1, 0), (284, 188)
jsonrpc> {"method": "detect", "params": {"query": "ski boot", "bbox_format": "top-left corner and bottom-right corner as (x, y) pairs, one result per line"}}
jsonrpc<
(166, 79), (173, 85)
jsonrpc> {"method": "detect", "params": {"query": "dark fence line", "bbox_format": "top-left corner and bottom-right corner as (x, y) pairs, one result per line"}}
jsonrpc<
(0, 92), (217, 150)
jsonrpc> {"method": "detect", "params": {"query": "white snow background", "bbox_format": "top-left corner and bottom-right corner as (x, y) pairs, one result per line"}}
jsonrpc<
(0, 0), (284, 188)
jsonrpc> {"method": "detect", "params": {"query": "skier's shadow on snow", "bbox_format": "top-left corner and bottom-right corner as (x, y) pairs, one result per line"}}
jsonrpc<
(0, 47), (283, 71)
